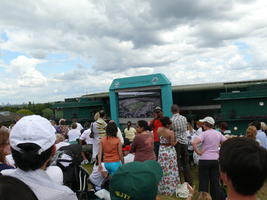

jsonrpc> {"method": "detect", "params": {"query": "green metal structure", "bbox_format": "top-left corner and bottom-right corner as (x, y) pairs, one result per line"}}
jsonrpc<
(109, 73), (173, 126)
(216, 84), (267, 134)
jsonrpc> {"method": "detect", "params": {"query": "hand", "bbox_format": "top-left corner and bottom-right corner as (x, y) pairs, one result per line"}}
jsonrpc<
(98, 164), (103, 172)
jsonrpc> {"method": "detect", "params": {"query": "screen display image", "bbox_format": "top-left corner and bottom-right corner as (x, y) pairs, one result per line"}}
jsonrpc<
(118, 90), (161, 118)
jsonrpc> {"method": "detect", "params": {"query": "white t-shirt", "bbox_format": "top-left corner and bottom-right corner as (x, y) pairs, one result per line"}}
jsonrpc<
(76, 123), (83, 131)
(89, 163), (107, 188)
(117, 128), (124, 145)
(124, 153), (135, 164)
(80, 129), (94, 144)
(68, 129), (81, 142)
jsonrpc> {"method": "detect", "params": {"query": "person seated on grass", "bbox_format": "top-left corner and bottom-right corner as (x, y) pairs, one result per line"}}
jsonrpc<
(8, 115), (78, 200)
(89, 156), (108, 191)
(219, 137), (267, 200)
(109, 160), (162, 200)
(122, 145), (134, 164)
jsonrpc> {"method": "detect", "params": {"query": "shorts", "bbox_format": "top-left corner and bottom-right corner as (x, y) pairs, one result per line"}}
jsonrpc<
(104, 161), (122, 175)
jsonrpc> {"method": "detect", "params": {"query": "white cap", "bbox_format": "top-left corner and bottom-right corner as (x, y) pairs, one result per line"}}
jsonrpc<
(199, 116), (215, 125)
(10, 115), (56, 154)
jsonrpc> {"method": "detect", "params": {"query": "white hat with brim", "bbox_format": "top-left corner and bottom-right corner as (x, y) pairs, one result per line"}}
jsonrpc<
(10, 115), (56, 155)
(199, 116), (215, 125)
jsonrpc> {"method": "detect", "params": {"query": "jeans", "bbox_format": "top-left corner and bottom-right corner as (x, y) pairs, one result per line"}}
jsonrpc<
(175, 142), (192, 185)
(198, 160), (221, 200)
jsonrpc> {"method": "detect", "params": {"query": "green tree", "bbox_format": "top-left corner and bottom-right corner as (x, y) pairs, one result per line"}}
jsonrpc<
(42, 108), (53, 119)
(16, 109), (34, 116)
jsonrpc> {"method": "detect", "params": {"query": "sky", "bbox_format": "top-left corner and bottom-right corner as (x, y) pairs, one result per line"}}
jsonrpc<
(0, 0), (267, 104)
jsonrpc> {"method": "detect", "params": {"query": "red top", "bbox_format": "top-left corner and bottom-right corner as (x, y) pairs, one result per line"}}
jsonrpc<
(101, 136), (120, 163)
(150, 119), (162, 142)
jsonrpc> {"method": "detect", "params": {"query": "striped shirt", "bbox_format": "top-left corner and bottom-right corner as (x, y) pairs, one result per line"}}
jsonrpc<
(171, 113), (188, 144)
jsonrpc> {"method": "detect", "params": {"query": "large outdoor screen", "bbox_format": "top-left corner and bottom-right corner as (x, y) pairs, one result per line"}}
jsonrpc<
(118, 90), (161, 118)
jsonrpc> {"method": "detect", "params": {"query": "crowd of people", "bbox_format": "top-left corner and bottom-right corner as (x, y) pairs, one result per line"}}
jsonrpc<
(0, 105), (267, 200)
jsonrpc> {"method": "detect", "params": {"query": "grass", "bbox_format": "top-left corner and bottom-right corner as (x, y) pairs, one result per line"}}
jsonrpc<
(82, 164), (267, 200)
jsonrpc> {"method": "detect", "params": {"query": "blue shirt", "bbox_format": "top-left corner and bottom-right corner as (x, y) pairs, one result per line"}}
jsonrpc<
(256, 130), (267, 149)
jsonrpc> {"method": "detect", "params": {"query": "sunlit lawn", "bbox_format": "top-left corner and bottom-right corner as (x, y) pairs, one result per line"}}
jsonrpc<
(83, 164), (267, 200)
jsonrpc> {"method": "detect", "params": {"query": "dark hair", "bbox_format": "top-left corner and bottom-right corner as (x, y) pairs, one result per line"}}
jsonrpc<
(137, 120), (151, 131)
(106, 122), (118, 137)
(219, 137), (267, 195)
(0, 129), (9, 163)
(159, 117), (172, 127)
(203, 122), (213, 129)
(123, 138), (131, 146)
(99, 110), (106, 118)
(71, 122), (77, 129)
(250, 121), (261, 130)
(219, 122), (228, 130)
(12, 143), (53, 171)
(171, 104), (180, 113)
(0, 175), (38, 200)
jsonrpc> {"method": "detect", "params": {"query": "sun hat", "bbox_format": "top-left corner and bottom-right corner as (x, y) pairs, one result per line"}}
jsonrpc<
(10, 115), (56, 155)
(110, 160), (162, 200)
(199, 116), (215, 125)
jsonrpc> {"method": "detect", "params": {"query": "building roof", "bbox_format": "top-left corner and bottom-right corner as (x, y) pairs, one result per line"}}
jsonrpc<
(81, 78), (267, 98)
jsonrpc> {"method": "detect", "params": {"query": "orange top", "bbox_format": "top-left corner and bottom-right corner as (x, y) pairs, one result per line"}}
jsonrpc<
(101, 136), (120, 163)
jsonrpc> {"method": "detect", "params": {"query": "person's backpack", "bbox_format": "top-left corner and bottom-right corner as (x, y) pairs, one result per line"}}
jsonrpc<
(56, 144), (83, 192)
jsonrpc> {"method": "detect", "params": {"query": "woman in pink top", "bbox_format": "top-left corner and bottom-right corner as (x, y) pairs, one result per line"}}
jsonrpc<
(192, 117), (226, 200)
(131, 120), (156, 162)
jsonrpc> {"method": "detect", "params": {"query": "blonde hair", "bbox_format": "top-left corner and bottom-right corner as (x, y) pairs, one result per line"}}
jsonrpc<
(56, 134), (65, 144)
(94, 112), (100, 121)
(192, 192), (212, 200)
(246, 125), (257, 140)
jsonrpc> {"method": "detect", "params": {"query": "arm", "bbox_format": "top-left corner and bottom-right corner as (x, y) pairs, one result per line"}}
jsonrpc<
(130, 137), (137, 153)
(118, 140), (124, 164)
(192, 137), (202, 156)
(98, 140), (103, 171)
(170, 131), (177, 146)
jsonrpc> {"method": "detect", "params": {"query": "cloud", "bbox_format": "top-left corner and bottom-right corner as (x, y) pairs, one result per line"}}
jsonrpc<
(0, 0), (267, 104)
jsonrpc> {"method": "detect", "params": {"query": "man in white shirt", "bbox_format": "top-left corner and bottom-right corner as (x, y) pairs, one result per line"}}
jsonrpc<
(68, 123), (81, 144)
(9, 115), (78, 200)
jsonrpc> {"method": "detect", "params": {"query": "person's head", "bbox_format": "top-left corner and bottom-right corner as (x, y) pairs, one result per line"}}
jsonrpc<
(110, 160), (162, 200)
(159, 117), (172, 128)
(153, 106), (163, 119)
(71, 122), (77, 129)
(171, 104), (180, 114)
(136, 120), (151, 133)
(106, 122), (118, 137)
(10, 115), (56, 171)
(0, 175), (38, 200)
(94, 112), (100, 121)
(246, 125), (257, 140)
(192, 192), (212, 200)
(196, 121), (203, 128)
(122, 145), (131, 156)
(0, 129), (10, 163)
(127, 121), (132, 127)
(199, 116), (215, 130)
(219, 137), (267, 196)
(59, 119), (66, 125)
(261, 122), (266, 130)
(219, 122), (228, 131)
(55, 134), (65, 144)
(250, 121), (261, 130)
(99, 110), (106, 118)
(187, 122), (193, 132)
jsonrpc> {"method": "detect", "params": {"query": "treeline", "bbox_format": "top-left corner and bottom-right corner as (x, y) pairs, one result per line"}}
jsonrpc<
(0, 102), (54, 119)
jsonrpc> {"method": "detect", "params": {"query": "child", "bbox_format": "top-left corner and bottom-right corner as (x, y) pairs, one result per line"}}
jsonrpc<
(122, 145), (134, 164)
(98, 122), (124, 175)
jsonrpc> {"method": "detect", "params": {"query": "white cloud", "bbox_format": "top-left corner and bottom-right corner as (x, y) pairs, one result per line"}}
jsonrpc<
(0, 0), (267, 104)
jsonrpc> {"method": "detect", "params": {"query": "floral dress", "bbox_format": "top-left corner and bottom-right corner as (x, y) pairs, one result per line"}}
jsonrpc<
(158, 136), (179, 196)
